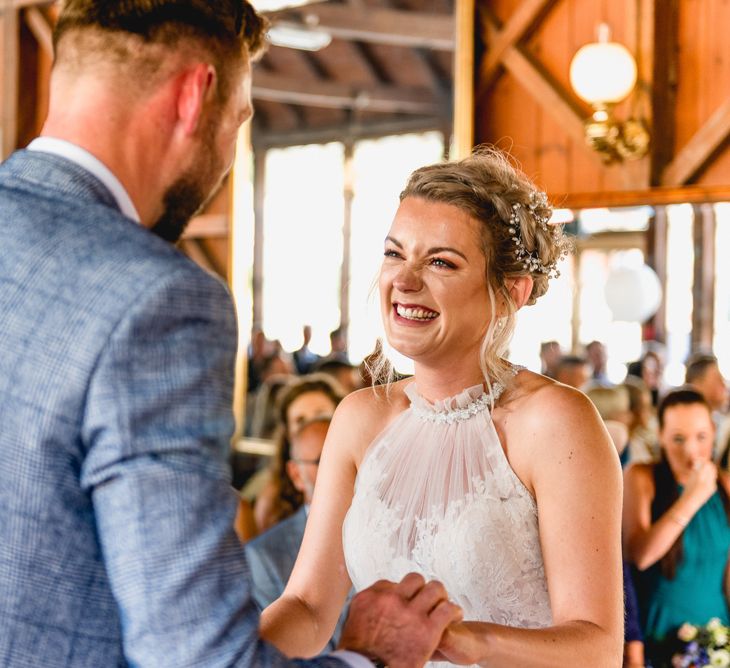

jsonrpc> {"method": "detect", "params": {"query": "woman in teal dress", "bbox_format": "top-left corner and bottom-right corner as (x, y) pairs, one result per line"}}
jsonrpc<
(623, 387), (730, 666)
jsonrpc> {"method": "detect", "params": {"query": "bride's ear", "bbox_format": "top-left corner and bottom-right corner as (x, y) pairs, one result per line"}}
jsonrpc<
(505, 276), (533, 311)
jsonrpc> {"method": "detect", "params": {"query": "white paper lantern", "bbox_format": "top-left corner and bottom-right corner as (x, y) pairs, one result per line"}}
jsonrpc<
(604, 265), (662, 322)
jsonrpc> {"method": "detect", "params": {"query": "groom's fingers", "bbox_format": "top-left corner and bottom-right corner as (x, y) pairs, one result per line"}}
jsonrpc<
(395, 572), (427, 599)
(429, 600), (463, 628)
(409, 579), (450, 614)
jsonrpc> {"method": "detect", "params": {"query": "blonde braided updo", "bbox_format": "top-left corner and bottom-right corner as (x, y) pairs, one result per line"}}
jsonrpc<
(372, 146), (571, 393)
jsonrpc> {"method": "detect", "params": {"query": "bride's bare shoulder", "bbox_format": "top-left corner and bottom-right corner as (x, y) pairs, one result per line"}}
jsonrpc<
(334, 378), (411, 424)
(330, 379), (411, 458)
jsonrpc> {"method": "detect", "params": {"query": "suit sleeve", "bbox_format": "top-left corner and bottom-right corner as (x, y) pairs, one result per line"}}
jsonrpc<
(245, 540), (286, 612)
(78, 266), (343, 668)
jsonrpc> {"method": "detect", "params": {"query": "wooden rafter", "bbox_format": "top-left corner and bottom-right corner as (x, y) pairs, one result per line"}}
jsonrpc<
(476, 0), (558, 96)
(23, 6), (52, 58)
(253, 115), (444, 149)
(551, 183), (730, 209)
(1, 7), (19, 159)
(252, 71), (442, 114)
(267, 5), (455, 51)
(476, 4), (605, 167)
(183, 213), (228, 239)
(661, 98), (730, 186)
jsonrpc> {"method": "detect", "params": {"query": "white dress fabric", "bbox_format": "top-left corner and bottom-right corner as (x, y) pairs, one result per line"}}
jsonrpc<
(342, 374), (552, 667)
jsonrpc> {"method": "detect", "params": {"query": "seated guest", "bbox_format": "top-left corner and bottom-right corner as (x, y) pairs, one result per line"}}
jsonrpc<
(554, 354), (590, 390)
(586, 340), (613, 386)
(585, 384), (632, 464)
(293, 325), (320, 375)
(624, 375), (660, 464)
(685, 352), (728, 458)
(246, 418), (350, 651)
(539, 339), (562, 378)
(312, 357), (361, 395)
(585, 384), (645, 666)
(623, 388), (730, 666)
(253, 375), (345, 532)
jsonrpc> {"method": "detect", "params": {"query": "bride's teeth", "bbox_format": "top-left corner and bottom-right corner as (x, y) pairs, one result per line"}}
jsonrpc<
(396, 305), (437, 320)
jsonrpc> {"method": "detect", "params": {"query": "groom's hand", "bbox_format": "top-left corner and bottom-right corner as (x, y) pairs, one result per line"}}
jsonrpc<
(337, 572), (462, 668)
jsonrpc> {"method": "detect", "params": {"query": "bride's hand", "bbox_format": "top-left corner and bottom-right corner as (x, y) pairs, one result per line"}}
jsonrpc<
(432, 622), (486, 665)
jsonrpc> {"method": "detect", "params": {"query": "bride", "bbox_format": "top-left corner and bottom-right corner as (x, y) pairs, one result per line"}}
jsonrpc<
(259, 148), (624, 667)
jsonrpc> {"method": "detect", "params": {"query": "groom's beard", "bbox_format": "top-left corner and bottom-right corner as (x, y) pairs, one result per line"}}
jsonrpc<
(151, 119), (225, 244)
(151, 176), (209, 243)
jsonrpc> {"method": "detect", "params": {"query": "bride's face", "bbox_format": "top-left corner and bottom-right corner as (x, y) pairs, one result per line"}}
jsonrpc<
(379, 196), (492, 366)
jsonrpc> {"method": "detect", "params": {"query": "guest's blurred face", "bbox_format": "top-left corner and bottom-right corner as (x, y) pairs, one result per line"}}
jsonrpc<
(661, 403), (714, 481)
(287, 421), (328, 504)
(695, 364), (728, 412)
(379, 197), (490, 368)
(286, 391), (336, 436)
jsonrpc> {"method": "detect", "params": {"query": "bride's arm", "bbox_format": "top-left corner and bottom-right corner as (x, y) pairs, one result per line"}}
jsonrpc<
(259, 388), (383, 657)
(437, 384), (624, 667)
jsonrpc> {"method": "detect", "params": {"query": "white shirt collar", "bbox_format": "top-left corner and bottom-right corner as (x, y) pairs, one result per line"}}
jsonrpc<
(27, 137), (140, 223)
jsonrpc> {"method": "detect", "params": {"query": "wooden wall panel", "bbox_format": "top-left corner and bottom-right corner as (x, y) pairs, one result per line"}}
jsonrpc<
(475, 0), (652, 196)
(672, 0), (730, 186)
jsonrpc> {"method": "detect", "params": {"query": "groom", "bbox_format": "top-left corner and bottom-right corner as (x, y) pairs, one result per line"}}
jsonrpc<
(0, 1), (461, 666)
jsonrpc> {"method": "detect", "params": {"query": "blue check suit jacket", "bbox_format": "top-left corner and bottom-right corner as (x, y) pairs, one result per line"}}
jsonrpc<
(0, 150), (345, 668)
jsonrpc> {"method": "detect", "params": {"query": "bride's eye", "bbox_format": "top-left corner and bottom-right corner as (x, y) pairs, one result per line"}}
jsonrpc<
(430, 257), (455, 268)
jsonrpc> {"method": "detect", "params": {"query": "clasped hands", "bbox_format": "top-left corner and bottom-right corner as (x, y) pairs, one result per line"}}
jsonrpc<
(337, 572), (467, 668)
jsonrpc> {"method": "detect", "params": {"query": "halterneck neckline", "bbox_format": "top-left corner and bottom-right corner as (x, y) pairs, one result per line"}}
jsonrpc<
(404, 365), (522, 424)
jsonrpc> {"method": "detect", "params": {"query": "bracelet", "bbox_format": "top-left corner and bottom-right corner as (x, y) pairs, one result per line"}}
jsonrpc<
(669, 512), (689, 528)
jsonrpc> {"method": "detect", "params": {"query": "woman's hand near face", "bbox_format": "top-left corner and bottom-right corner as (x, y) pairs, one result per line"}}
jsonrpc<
(682, 460), (718, 512)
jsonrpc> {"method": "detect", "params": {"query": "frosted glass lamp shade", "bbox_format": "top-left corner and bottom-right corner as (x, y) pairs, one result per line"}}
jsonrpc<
(604, 265), (662, 323)
(570, 41), (638, 105)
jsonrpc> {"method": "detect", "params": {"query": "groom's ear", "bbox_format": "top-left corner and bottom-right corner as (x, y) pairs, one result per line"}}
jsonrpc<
(173, 62), (217, 136)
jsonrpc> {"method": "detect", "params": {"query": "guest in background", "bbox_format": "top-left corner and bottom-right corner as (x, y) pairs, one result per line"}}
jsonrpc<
(246, 418), (350, 651)
(623, 388), (730, 666)
(540, 340), (562, 379)
(586, 340), (613, 386)
(585, 384), (646, 668)
(253, 375), (345, 533)
(312, 358), (362, 395)
(685, 353), (728, 458)
(585, 384), (632, 464)
(554, 355), (591, 390)
(628, 348), (665, 408)
(324, 326), (349, 364)
(293, 325), (320, 375)
(624, 375), (660, 464)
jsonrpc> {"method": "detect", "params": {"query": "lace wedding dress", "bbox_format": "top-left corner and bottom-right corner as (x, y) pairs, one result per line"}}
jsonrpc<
(342, 374), (552, 667)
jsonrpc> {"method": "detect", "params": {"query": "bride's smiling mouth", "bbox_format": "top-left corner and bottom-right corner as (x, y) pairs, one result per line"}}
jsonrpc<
(393, 302), (440, 323)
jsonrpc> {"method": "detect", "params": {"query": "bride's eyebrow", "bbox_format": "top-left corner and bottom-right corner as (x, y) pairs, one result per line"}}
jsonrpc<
(384, 237), (468, 261)
(427, 246), (468, 261)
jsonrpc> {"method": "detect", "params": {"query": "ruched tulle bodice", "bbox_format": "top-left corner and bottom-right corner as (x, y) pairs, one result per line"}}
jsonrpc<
(342, 378), (552, 666)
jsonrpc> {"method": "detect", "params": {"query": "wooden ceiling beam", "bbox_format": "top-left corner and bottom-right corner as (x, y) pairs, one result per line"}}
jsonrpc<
(183, 214), (228, 239)
(477, 0), (559, 96)
(268, 6), (455, 51)
(477, 11), (605, 167)
(552, 184), (730, 210)
(23, 6), (53, 58)
(253, 115), (444, 149)
(1, 8), (19, 159)
(661, 98), (730, 186)
(252, 71), (443, 114)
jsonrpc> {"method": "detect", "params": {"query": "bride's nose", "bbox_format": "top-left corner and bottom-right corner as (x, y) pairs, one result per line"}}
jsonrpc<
(392, 262), (423, 292)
